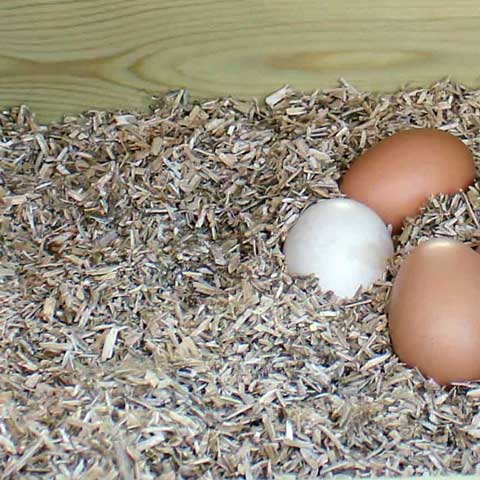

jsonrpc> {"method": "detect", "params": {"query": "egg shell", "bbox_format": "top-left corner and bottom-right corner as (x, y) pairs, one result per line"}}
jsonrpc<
(284, 198), (394, 298)
(388, 238), (480, 385)
(340, 128), (475, 233)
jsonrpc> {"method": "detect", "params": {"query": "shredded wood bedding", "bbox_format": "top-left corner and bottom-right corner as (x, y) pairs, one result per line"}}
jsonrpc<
(1, 80), (480, 479)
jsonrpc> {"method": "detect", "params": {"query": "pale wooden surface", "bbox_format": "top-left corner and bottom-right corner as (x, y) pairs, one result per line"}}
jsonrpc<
(1, 0), (480, 122)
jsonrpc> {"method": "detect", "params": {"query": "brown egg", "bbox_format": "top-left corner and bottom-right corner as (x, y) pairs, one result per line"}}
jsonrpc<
(388, 238), (480, 385)
(340, 128), (475, 233)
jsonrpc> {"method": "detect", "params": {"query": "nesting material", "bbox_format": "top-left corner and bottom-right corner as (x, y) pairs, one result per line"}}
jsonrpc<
(1, 81), (480, 478)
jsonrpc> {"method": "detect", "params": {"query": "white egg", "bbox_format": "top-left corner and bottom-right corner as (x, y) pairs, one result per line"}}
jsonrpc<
(284, 198), (394, 298)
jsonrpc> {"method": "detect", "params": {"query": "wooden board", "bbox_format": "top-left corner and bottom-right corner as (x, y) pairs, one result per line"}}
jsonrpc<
(1, 0), (480, 122)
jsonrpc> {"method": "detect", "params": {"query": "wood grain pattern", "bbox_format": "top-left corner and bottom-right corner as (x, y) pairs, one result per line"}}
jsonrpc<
(1, 0), (480, 122)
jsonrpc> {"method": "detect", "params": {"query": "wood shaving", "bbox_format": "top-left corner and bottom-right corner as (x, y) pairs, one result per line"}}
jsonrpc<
(1, 80), (480, 478)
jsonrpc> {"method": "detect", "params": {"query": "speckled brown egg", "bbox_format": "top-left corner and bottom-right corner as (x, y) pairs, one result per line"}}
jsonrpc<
(340, 128), (475, 233)
(388, 238), (480, 386)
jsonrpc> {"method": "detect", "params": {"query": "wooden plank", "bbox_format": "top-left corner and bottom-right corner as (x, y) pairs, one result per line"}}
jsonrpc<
(1, 0), (480, 122)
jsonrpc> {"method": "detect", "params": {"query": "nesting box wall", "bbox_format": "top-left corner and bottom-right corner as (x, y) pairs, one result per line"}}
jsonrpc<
(0, 0), (479, 122)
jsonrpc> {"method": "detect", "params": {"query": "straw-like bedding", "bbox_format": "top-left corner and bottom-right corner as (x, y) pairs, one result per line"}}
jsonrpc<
(1, 81), (480, 478)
